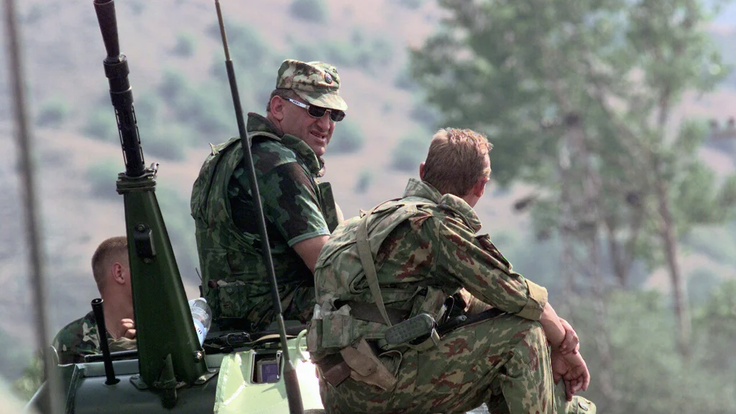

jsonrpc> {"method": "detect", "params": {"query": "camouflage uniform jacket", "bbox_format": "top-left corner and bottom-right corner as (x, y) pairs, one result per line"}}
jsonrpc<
(309, 178), (548, 359)
(52, 311), (138, 365)
(52, 311), (106, 364)
(191, 113), (340, 330)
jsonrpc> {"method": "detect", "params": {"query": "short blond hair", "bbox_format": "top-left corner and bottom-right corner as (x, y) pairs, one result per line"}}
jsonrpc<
(91, 236), (128, 290)
(422, 128), (492, 196)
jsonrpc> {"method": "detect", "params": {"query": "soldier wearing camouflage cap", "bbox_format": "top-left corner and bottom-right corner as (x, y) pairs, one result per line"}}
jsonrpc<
(308, 128), (596, 413)
(52, 236), (137, 364)
(191, 59), (348, 331)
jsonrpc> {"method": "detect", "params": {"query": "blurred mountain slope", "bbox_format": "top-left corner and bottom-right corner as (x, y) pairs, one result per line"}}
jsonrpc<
(1, 0), (735, 384)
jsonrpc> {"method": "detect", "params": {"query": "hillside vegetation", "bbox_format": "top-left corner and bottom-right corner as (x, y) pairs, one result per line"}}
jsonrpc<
(2, 0), (736, 411)
(0, 0), (445, 380)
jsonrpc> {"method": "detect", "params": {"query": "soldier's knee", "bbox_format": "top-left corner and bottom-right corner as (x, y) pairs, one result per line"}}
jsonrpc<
(515, 318), (546, 349)
(526, 320), (546, 343)
(505, 318), (547, 367)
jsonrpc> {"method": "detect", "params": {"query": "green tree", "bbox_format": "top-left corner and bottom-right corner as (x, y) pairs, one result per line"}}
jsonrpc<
(289, 0), (328, 24)
(84, 108), (118, 141)
(412, 0), (732, 354)
(36, 96), (69, 127)
(287, 29), (394, 74)
(157, 69), (233, 143)
(12, 354), (43, 401)
(0, 329), (32, 388)
(155, 186), (200, 285)
(390, 129), (432, 172)
(571, 289), (736, 414)
(86, 158), (122, 200)
(145, 129), (188, 161)
(354, 169), (373, 194)
(330, 119), (364, 154)
(397, 0), (426, 10)
(693, 279), (736, 373)
(171, 32), (196, 58)
(411, 0), (735, 406)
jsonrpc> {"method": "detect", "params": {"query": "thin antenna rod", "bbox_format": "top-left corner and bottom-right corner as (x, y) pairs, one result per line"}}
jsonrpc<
(215, 1), (231, 62)
(3, 0), (61, 412)
(214, 2), (304, 413)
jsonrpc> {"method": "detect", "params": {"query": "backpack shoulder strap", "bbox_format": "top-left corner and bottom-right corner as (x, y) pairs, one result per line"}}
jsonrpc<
(355, 201), (432, 327)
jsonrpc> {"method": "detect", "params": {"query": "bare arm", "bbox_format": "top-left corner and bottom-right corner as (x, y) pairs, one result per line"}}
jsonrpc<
(541, 303), (580, 355)
(539, 302), (565, 348)
(292, 235), (330, 273)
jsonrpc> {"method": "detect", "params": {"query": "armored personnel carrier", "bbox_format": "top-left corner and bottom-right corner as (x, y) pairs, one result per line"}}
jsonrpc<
(17, 1), (324, 413)
(8, 1), (491, 413)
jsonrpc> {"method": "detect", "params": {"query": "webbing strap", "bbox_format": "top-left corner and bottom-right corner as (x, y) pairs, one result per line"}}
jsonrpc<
(356, 209), (393, 327)
(343, 301), (408, 325)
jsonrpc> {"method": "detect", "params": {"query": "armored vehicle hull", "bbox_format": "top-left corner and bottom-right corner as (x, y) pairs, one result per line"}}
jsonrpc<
(30, 335), (325, 414)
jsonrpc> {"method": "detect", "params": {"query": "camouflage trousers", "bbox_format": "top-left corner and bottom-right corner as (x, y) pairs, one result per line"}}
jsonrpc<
(319, 314), (595, 414)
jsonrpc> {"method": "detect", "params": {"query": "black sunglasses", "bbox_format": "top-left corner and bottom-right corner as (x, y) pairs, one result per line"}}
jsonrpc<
(286, 97), (346, 122)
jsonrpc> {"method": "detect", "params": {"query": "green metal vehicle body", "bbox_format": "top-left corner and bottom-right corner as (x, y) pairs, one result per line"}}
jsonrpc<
(23, 1), (324, 413)
(11, 1), (491, 413)
(29, 334), (324, 414)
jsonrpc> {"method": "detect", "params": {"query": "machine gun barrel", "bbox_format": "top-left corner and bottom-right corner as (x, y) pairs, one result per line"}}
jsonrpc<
(92, 0), (211, 401)
(93, 0), (145, 177)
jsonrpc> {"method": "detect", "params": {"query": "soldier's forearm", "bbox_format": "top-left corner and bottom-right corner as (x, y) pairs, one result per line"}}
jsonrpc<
(539, 302), (566, 350)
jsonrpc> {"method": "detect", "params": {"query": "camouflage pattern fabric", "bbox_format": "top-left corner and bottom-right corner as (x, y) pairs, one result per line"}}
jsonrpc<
(276, 59), (348, 111)
(51, 310), (137, 364)
(52, 311), (104, 364)
(319, 315), (594, 414)
(311, 179), (595, 413)
(309, 179), (549, 359)
(314, 179), (548, 322)
(191, 113), (339, 331)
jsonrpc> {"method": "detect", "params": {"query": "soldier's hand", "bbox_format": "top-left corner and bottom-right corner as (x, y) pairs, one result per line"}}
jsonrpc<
(562, 351), (590, 400)
(558, 318), (579, 355)
(564, 352), (590, 398)
(119, 318), (136, 339)
(550, 349), (568, 383)
(551, 349), (590, 401)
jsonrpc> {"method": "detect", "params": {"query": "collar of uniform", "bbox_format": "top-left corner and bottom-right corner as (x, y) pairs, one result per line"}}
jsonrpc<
(246, 112), (322, 175)
(403, 178), (482, 232)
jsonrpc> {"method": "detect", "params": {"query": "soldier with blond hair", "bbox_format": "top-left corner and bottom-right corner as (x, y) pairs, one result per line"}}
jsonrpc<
(191, 59), (348, 332)
(52, 236), (136, 364)
(308, 128), (596, 413)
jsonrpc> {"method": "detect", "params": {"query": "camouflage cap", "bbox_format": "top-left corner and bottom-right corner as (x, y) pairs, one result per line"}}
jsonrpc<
(276, 59), (348, 111)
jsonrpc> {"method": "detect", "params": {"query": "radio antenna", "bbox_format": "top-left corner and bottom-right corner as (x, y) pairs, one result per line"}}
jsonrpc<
(214, 2), (304, 413)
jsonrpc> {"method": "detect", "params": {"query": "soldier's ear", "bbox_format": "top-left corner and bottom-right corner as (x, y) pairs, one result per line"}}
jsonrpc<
(419, 162), (426, 180)
(111, 262), (126, 285)
(472, 176), (488, 198)
(270, 96), (286, 121)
